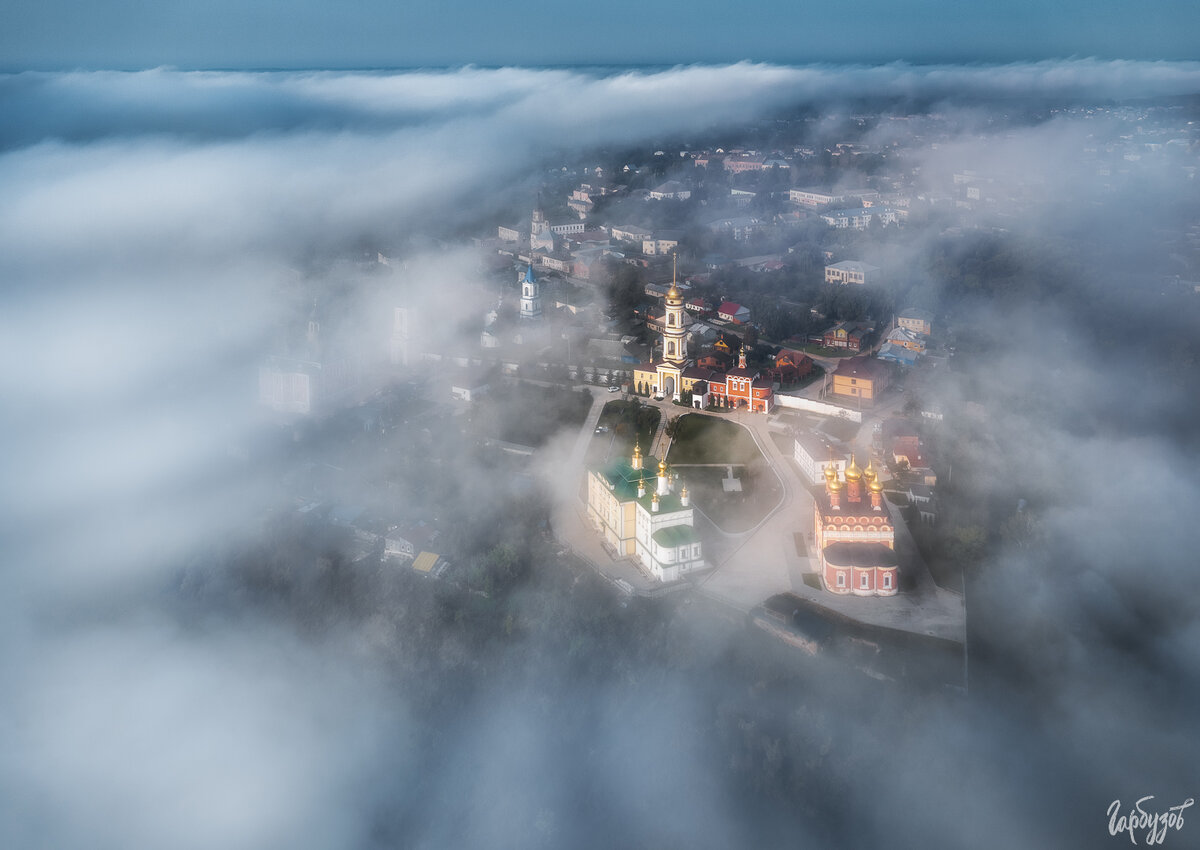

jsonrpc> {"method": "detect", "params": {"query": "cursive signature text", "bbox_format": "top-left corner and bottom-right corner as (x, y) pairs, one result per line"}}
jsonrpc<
(1108, 796), (1194, 845)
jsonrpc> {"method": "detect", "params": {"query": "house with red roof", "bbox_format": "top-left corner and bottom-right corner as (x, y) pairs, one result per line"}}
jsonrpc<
(717, 301), (750, 323)
(768, 349), (815, 385)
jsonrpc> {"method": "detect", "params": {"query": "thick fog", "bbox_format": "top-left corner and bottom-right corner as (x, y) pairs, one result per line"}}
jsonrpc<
(2, 61), (1198, 849)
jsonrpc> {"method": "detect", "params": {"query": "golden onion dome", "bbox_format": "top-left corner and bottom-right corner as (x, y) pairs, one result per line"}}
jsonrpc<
(659, 460), (667, 475)
(869, 475), (884, 493)
(844, 455), (863, 481)
(680, 485), (689, 498)
(828, 476), (844, 491)
(864, 460), (877, 482)
(823, 464), (837, 481)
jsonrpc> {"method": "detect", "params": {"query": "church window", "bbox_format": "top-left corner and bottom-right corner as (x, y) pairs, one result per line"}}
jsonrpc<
(837, 573), (846, 588)
(883, 574), (892, 589)
(668, 342), (674, 355)
(861, 574), (870, 589)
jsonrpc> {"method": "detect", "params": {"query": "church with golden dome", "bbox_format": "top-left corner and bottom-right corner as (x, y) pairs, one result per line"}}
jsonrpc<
(586, 440), (705, 583)
(813, 454), (898, 596)
(632, 259), (774, 412)
(632, 264), (690, 401)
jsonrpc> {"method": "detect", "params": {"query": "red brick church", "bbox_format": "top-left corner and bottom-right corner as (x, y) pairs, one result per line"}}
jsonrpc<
(812, 455), (898, 596)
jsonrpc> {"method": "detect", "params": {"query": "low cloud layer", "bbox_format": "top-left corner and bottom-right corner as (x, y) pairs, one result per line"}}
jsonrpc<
(2, 61), (1198, 848)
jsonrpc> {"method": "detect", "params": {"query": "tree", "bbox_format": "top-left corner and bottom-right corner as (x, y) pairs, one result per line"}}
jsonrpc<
(944, 525), (986, 570)
(664, 415), (683, 440)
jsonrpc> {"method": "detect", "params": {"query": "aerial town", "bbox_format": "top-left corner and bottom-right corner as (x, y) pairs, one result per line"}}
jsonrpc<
(255, 99), (1200, 679)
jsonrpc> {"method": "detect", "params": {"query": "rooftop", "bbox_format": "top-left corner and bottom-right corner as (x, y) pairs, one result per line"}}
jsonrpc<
(822, 541), (898, 568)
(827, 260), (881, 273)
(835, 355), (888, 380)
(653, 525), (700, 547)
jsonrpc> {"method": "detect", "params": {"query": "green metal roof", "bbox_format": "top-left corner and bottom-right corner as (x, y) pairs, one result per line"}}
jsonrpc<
(596, 455), (661, 502)
(653, 525), (700, 547)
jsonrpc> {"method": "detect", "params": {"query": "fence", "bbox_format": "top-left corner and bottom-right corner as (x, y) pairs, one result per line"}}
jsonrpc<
(775, 394), (863, 422)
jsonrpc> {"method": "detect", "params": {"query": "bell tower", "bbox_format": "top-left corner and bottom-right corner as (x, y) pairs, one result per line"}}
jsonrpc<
(519, 264), (542, 321)
(662, 255), (687, 366)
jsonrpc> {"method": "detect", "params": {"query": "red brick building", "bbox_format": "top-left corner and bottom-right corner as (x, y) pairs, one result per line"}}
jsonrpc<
(705, 345), (774, 413)
(813, 456), (898, 596)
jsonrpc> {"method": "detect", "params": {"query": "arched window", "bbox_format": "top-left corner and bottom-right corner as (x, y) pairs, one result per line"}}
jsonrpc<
(861, 574), (870, 589)
(836, 572), (846, 587)
(668, 342), (674, 355)
(882, 574), (892, 589)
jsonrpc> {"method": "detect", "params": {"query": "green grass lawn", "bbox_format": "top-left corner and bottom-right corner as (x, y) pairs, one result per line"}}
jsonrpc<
(665, 413), (761, 466)
(665, 414), (780, 532)
(679, 464), (781, 533)
(586, 400), (661, 466)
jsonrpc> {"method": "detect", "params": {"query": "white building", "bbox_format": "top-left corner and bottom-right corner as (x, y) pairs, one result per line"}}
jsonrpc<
(794, 430), (848, 485)
(825, 260), (881, 285)
(789, 188), (841, 207)
(586, 444), (705, 583)
(648, 181), (692, 200)
(643, 236), (680, 256)
(819, 208), (898, 230)
(610, 224), (654, 244)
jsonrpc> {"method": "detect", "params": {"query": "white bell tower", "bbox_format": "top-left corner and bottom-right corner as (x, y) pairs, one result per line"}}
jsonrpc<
(662, 255), (687, 366)
(519, 264), (543, 321)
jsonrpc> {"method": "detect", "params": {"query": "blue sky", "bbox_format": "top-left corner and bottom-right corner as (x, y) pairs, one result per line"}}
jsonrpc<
(4, 0), (1200, 69)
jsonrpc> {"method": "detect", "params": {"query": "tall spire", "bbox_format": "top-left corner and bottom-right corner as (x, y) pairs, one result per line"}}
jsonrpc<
(668, 254), (679, 299)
